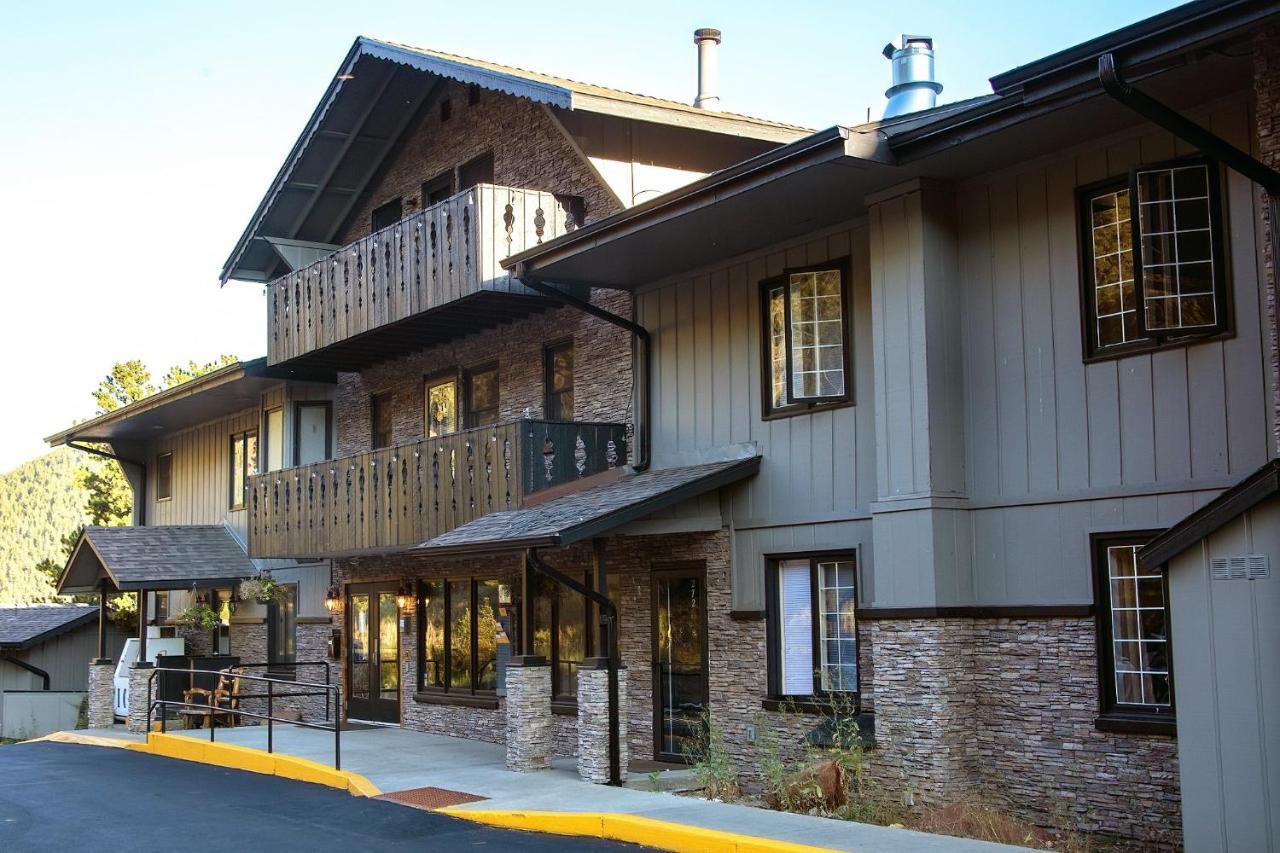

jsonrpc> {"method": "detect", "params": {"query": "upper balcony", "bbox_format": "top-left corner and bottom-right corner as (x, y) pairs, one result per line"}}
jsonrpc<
(246, 419), (628, 559)
(266, 185), (584, 371)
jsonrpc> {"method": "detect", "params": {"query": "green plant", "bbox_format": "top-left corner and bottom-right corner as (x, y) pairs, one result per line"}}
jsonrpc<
(684, 707), (741, 802)
(173, 603), (220, 631)
(238, 571), (289, 605)
(647, 770), (662, 791)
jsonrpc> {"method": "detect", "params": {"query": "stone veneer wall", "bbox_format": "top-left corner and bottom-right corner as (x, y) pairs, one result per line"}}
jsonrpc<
(1255, 25), (1280, 454)
(336, 80), (620, 247)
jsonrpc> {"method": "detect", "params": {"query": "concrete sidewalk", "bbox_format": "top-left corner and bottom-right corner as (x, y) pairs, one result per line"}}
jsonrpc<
(75, 724), (1022, 853)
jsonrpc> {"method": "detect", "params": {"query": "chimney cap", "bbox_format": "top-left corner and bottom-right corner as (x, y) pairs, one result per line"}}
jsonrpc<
(882, 34), (934, 59)
(694, 28), (722, 44)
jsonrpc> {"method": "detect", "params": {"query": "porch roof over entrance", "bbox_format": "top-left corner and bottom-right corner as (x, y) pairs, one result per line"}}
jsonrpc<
(415, 456), (761, 556)
(58, 525), (257, 595)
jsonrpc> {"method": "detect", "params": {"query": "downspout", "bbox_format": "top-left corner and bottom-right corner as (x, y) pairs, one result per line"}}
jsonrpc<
(66, 439), (147, 526)
(1, 655), (51, 690)
(526, 547), (623, 786)
(512, 267), (651, 473)
(1099, 52), (1280, 453)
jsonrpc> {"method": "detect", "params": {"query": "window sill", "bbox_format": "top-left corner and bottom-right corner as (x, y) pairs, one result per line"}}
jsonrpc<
(1094, 713), (1176, 737)
(1083, 329), (1234, 364)
(413, 691), (499, 710)
(551, 699), (578, 717)
(761, 399), (854, 422)
(266, 667), (297, 681)
(761, 696), (859, 715)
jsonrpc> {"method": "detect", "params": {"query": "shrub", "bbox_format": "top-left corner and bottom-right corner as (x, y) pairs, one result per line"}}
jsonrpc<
(685, 707), (741, 801)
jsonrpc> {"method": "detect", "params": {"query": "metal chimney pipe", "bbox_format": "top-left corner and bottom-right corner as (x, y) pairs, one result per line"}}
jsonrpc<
(693, 28), (722, 110)
(882, 35), (942, 118)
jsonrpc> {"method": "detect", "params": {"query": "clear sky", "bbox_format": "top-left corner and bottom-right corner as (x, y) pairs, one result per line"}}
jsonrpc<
(1, 0), (1182, 472)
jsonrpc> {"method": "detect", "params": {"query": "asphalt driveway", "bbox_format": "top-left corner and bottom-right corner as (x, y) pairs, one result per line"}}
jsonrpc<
(0, 742), (637, 852)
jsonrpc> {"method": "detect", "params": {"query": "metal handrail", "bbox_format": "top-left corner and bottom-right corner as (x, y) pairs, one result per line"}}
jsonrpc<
(145, 666), (342, 770)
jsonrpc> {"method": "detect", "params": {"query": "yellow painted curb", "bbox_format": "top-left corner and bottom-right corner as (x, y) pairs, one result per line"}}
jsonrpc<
(24, 731), (137, 750)
(441, 809), (838, 853)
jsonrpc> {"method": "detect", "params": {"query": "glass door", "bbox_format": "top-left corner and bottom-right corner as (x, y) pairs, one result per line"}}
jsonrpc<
(651, 565), (708, 762)
(346, 583), (400, 723)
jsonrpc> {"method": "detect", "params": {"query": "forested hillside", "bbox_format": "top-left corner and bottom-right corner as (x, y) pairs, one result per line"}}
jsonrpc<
(0, 447), (94, 603)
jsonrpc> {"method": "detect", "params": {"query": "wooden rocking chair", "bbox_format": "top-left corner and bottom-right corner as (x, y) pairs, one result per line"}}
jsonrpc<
(178, 667), (244, 729)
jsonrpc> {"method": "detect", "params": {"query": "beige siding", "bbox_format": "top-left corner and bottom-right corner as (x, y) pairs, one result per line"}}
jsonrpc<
(148, 407), (259, 537)
(638, 224), (876, 608)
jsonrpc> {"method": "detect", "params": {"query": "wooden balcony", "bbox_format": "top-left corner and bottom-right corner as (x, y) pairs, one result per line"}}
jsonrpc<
(246, 420), (628, 559)
(265, 185), (584, 370)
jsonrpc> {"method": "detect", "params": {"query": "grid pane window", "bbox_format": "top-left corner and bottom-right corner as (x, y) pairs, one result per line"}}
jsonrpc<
(1135, 163), (1217, 333)
(1106, 544), (1171, 708)
(763, 266), (849, 415)
(1089, 188), (1140, 349)
(229, 430), (257, 510)
(817, 560), (857, 692)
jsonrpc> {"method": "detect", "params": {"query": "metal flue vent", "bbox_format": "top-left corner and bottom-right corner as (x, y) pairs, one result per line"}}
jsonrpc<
(882, 35), (943, 118)
(1211, 554), (1271, 581)
(693, 28), (722, 110)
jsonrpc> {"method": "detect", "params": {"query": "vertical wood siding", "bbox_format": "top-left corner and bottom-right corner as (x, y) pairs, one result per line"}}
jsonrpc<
(638, 224), (876, 608)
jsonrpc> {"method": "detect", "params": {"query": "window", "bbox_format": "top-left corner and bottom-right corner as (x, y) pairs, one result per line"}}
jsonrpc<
(1079, 157), (1229, 359)
(422, 171), (454, 207)
(370, 392), (393, 450)
(465, 364), (500, 428)
(1093, 532), (1175, 732)
(153, 591), (170, 623)
(229, 430), (258, 511)
(294, 402), (332, 465)
(544, 340), (574, 421)
(440, 98), (452, 122)
(268, 583), (298, 670)
(424, 373), (459, 437)
(532, 572), (592, 701)
(765, 555), (858, 701)
(459, 151), (494, 191)
(371, 197), (403, 232)
(467, 83), (482, 106)
(760, 262), (852, 417)
(420, 577), (505, 695)
(155, 452), (173, 501)
(264, 407), (284, 473)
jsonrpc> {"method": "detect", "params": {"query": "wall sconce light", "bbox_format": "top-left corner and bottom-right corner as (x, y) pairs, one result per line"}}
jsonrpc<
(324, 582), (343, 613)
(397, 580), (414, 612)
(497, 583), (513, 606)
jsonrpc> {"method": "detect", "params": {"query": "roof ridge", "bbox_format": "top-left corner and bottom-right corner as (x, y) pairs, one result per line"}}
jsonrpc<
(365, 36), (813, 132)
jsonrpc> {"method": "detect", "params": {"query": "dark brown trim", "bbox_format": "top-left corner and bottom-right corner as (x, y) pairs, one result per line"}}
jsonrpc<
(293, 401), (334, 466)
(462, 361), (500, 430)
(155, 452), (173, 502)
(650, 562), (709, 763)
(1141, 459), (1280, 568)
(422, 368), (462, 438)
(761, 697), (851, 715)
(551, 699), (579, 716)
(412, 690), (499, 710)
(228, 429), (258, 511)
(858, 604), (1094, 620)
(764, 553), (860, 702)
(729, 610), (766, 622)
(1094, 713), (1176, 737)
(543, 338), (575, 422)
(758, 257), (854, 419)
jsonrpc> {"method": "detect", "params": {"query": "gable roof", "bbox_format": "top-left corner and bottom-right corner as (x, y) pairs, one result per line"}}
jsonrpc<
(59, 526), (258, 594)
(220, 36), (809, 286)
(1140, 459), (1280, 569)
(0, 606), (98, 650)
(418, 456), (761, 555)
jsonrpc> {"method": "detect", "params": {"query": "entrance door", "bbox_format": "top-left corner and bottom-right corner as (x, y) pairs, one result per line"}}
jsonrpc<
(651, 564), (709, 762)
(346, 583), (401, 724)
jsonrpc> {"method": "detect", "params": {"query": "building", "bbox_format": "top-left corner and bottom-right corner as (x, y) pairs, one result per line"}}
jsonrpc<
(47, 2), (1280, 848)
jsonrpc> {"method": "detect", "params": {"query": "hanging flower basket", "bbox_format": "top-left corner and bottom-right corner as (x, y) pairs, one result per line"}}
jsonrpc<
(238, 570), (289, 606)
(173, 603), (220, 632)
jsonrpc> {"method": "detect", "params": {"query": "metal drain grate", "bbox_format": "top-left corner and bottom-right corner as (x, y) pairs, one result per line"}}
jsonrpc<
(377, 786), (488, 810)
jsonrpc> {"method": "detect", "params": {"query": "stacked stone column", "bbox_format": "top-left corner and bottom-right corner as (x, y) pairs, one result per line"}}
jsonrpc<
(577, 657), (629, 784)
(504, 656), (551, 771)
(87, 659), (116, 729)
(126, 663), (154, 734)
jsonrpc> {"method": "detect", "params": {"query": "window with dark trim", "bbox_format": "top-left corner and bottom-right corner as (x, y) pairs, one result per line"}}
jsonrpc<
(294, 401), (333, 465)
(1078, 156), (1230, 360)
(370, 392), (393, 450)
(544, 340), (574, 422)
(424, 372), (459, 437)
(440, 98), (452, 123)
(419, 577), (506, 695)
(1092, 531), (1175, 734)
(153, 591), (170, 623)
(464, 363), (500, 428)
(156, 452), (173, 501)
(760, 260), (853, 417)
(264, 407), (284, 472)
(268, 583), (298, 671)
(531, 571), (594, 702)
(458, 150), (494, 191)
(467, 83), (482, 106)
(371, 197), (404, 232)
(229, 430), (258, 511)
(765, 554), (858, 704)
(422, 171), (454, 207)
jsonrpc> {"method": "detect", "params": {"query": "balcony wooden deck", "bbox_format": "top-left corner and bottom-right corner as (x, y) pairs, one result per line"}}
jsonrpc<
(246, 420), (627, 559)
(265, 185), (583, 369)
